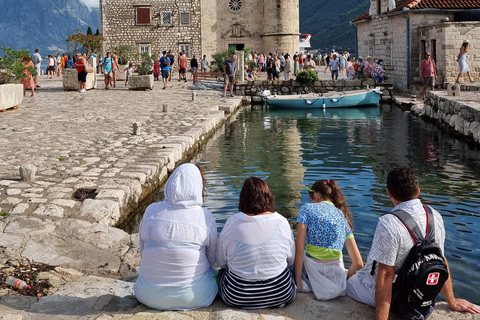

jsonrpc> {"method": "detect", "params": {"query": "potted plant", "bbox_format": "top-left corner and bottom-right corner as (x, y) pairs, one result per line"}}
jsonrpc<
(114, 45), (133, 81)
(0, 47), (35, 110)
(63, 30), (103, 91)
(128, 52), (154, 90)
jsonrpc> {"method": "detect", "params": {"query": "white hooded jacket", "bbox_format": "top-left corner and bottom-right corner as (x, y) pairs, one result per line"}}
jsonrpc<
(137, 163), (218, 286)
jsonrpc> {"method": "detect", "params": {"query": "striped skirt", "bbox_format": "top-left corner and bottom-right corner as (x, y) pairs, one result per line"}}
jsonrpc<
(218, 268), (297, 309)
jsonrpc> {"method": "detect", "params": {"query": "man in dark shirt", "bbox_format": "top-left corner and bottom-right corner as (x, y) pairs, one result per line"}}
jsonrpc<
(167, 50), (175, 81)
(266, 54), (275, 80)
(223, 55), (237, 97)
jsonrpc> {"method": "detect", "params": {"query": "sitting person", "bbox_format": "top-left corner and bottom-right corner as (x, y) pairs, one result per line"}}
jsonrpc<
(217, 177), (296, 309)
(294, 179), (363, 300)
(134, 163), (218, 311)
(347, 166), (480, 319)
(244, 66), (254, 81)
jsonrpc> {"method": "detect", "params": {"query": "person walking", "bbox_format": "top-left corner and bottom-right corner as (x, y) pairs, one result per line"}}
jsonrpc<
(283, 53), (291, 80)
(329, 54), (339, 80)
(102, 52), (113, 89)
(47, 54), (55, 79)
(223, 55), (237, 97)
(178, 51), (188, 82)
(31, 48), (42, 88)
(421, 52), (437, 100)
(21, 57), (35, 97)
(201, 55), (209, 73)
(160, 51), (171, 89)
(168, 50), (175, 81)
(153, 54), (160, 81)
(456, 40), (474, 84)
(190, 55), (198, 83)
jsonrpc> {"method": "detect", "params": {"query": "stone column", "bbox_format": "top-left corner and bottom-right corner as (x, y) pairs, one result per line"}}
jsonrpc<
(235, 50), (245, 82)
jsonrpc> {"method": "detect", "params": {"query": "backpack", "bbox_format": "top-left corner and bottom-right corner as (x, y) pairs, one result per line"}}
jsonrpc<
(161, 57), (169, 68)
(386, 205), (449, 320)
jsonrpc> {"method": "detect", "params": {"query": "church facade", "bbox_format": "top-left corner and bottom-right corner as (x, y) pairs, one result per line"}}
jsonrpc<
(99, 0), (299, 60)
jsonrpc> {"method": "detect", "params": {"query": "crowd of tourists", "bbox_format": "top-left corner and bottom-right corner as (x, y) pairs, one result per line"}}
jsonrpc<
(133, 163), (480, 319)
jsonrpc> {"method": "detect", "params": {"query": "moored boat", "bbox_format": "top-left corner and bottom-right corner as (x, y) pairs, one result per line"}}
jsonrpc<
(263, 88), (382, 108)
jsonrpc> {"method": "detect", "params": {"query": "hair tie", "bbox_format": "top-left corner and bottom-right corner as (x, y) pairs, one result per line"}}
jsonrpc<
(305, 186), (314, 193)
(327, 179), (331, 185)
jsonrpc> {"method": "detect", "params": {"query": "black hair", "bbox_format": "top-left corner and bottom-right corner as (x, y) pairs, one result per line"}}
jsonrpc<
(387, 166), (419, 202)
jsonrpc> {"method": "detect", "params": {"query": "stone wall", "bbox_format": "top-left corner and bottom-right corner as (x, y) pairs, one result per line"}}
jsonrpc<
(100, 0), (202, 59)
(418, 22), (480, 83)
(356, 10), (452, 91)
(411, 90), (480, 144)
(236, 78), (379, 97)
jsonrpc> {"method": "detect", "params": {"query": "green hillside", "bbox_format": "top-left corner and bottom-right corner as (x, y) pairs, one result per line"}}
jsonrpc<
(300, 0), (370, 53)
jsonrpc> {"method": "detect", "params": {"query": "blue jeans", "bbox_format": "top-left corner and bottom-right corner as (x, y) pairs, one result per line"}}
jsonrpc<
(331, 69), (338, 79)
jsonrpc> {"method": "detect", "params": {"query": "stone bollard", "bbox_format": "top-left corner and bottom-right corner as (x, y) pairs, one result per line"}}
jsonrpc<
(162, 103), (168, 112)
(19, 164), (37, 182)
(192, 91), (197, 101)
(132, 122), (139, 135)
(447, 83), (461, 97)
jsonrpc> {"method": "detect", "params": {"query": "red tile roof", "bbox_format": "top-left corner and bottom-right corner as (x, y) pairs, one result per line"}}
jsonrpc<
(388, 0), (480, 13)
(351, 12), (371, 23)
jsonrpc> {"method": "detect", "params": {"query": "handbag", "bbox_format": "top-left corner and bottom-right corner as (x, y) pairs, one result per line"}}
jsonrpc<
(84, 62), (94, 73)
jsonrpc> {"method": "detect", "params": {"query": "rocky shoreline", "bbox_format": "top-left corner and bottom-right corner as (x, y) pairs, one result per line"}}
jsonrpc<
(0, 78), (478, 319)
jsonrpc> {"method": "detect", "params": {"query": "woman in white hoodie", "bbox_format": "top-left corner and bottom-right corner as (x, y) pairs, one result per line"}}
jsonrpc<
(134, 163), (218, 310)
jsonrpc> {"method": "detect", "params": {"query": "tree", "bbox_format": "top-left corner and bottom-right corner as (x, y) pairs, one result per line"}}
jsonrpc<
(87, 27), (93, 35)
(114, 45), (134, 65)
(0, 47), (36, 84)
(66, 30), (104, 59)
(95, 29), (100, 36)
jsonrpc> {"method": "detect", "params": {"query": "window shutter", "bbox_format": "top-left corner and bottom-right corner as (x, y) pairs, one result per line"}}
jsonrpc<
(137, 7), (151, 24)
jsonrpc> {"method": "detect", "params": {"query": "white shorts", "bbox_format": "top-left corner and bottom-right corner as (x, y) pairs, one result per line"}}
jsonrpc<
(346, 273), (376, 307)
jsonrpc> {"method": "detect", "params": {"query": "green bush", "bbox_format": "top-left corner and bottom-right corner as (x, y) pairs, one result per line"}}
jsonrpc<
(114, 45), (134, 65)
(295, 70), (319, 85)
(211, 48), (235, 73)
(0, 46), (36, 84)
(135, 52), (152, 75)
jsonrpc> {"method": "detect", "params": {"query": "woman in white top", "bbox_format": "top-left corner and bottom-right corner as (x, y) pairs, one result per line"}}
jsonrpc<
(456, 40), (474, 84)
(217, 177), (296, 309)
(134, 163), (218, 310)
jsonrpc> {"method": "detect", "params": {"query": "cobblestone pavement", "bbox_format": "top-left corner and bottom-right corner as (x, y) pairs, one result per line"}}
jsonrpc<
(0, 76), (240, 223)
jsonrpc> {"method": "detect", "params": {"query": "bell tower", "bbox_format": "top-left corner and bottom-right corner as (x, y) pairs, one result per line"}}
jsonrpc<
(261, 0), (300, 54)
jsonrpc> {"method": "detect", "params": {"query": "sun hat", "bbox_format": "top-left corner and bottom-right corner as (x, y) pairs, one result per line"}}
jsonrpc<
(358, 56), (363, 59)
(463, 39), (470, 44)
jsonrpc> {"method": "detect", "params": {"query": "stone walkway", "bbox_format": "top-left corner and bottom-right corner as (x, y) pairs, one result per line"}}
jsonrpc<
(0, 75), (478, 319)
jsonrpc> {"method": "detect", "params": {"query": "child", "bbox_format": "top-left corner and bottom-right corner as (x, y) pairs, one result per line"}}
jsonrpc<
(294, 179), (363, 300)
(123, 63), (134, 87)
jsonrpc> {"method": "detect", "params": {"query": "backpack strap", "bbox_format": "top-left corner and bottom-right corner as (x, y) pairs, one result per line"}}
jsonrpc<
(388, 205), (436, 244)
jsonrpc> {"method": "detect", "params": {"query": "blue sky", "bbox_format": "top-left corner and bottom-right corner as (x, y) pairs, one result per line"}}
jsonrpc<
(81, 0), (99, 8)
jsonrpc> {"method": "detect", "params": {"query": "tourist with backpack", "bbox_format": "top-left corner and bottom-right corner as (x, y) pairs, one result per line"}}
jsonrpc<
(160, 51), (171, 89)
(347, 166), (480, 319)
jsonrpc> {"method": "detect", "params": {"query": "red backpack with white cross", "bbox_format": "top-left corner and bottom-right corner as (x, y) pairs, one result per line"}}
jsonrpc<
(388, 205), (449, 320)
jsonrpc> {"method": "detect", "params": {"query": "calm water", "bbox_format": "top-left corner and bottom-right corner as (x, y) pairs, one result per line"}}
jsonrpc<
(122, 105), (480, 303)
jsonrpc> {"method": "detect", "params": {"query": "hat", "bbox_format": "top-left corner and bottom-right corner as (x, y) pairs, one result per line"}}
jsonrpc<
(366, 56), (371, 60)
(358, 56), (363, 59)
(425, 51), (431, 56)
(463, 39), (470, 44)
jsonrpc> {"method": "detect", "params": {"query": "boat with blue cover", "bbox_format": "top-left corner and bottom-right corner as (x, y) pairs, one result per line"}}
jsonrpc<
(263, 88), (382, 108)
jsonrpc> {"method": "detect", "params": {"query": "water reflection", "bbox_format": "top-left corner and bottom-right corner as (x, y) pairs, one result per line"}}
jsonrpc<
(196, 105), (480, 304)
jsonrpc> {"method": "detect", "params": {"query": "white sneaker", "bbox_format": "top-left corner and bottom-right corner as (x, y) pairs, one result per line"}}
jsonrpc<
(80, 89), (86, 93)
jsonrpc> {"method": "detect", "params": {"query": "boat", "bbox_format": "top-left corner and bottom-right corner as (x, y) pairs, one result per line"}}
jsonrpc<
(262, 88), (382, 109)
(299, 34), (312, 52)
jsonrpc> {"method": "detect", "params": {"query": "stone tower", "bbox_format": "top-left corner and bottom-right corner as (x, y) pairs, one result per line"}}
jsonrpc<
(261, 0), (300, 54)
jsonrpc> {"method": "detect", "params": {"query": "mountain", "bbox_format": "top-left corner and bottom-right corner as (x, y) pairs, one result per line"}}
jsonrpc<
(300, 0), (370, 53)
(0, 0), (99, 55)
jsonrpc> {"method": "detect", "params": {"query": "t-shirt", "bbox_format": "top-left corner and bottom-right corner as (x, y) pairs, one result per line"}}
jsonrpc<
(330, 58), (339, 71)
(168, 54), (175, 66)
(297, 201), (353, 260)
(421, 59), (436, 78)
(103, 57), (113, 72)
(48, 57), (55, 67)
(304, 59), (315, 69)
(201, 59), (209, 70)
(224, 59), (237, 75)
(266, 58), (275, 74)
(190, 58), (198, 68)
(160, 56), (170, 71)
(179, 55), (187, 69)
(31, 52), (42, 65)
(354, 199), (446, 294)
(217, 212), (295, 280)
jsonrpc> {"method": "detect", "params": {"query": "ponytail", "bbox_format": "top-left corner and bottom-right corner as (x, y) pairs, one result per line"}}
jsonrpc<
(309, 179), (354, 231)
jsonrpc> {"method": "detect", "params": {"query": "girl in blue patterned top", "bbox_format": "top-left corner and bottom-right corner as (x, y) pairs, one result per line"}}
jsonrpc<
(294, 179), (364, 300)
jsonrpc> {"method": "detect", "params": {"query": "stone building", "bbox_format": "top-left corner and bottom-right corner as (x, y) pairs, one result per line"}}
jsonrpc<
(352, 0), (480, 91)
(100, 0), (299, 62)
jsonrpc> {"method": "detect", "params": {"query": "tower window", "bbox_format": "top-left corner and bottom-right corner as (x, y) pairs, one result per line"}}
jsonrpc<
(162, 12), (172, 26)
(180, 12), (190, 25)
(229, 0), (242, 13)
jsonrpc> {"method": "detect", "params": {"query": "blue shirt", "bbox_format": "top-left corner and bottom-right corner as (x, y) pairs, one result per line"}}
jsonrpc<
(297, 201), (353, 259)
(65, 59), (74, 68)
(160, 56), (171, 71)
(103, 57), (113, 72)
